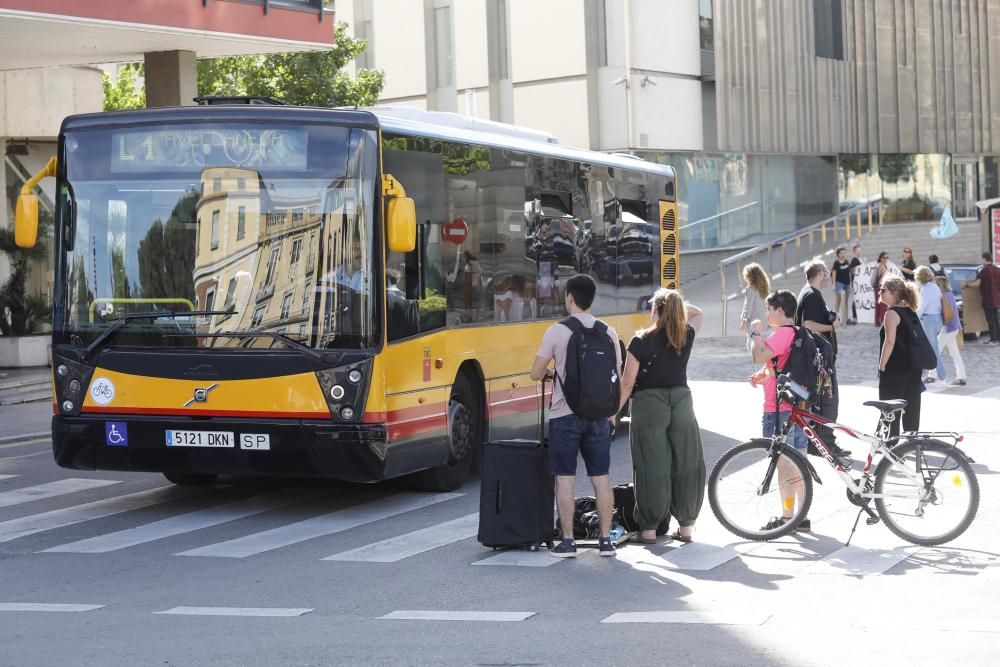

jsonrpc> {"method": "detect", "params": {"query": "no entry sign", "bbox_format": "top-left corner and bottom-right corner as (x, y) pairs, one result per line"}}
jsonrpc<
(441, 218), (468, 244)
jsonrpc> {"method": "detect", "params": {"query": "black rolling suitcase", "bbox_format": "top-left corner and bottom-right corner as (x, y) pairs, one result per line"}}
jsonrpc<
(477, 380), (555, 551)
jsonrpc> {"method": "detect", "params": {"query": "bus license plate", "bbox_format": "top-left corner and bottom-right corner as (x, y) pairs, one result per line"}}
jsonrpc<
(165, 430), (234, 448)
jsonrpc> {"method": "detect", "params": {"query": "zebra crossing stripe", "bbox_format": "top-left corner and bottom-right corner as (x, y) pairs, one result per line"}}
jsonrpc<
(155, 607), (313, 617)
(176, 492), (462, 558)
(799, 543), (913, 576)
(601, 611), (771, 625)
(380, 611), (535, 622)
(0, 486), (201, 543)
(41, 490), (311, 554)
(322, 513), (478, 563)
(0, 478), (119, 510)
(0, 474), (15, 480)
(0, 603), (105, 613)
(471, 549), (564, 567)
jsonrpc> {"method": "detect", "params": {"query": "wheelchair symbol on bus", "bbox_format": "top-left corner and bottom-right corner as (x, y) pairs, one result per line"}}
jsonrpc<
(105, 422), (128, 447)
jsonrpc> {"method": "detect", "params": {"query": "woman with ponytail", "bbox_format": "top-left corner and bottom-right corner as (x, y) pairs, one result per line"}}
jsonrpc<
(877, 276), (923, 437)
(618, 289), (705, 544)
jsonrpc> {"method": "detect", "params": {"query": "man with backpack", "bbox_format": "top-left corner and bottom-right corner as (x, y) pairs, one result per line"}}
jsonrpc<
(530, 274), (622, 558)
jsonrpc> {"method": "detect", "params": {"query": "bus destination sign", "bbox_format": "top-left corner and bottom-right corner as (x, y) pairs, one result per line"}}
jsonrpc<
(110, 128), (308, 172)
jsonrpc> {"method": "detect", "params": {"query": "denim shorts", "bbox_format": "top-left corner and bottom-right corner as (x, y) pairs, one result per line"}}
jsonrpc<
(834, 282), (850, 296)
(762, 411), (807, 450)
(548, 415), (611, 476)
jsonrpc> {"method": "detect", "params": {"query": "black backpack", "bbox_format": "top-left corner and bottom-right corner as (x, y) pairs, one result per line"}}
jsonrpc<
(774, 325), (834, 406)
(557, 317), (621, 420)
(898, 309), (937, 370)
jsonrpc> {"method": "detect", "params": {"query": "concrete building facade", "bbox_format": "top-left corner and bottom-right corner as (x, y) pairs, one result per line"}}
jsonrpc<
(343, 0), (1000, 260)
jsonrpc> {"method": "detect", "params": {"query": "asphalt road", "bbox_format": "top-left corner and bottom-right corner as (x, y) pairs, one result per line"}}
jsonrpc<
(2, 330), (999, 666)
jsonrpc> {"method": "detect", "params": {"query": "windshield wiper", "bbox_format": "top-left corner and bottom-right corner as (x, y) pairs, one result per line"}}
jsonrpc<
(198, 331), (333, 365)
(82, 310), (231, 361)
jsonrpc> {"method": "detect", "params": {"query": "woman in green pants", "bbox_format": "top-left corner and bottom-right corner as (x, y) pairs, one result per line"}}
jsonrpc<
(619, 288), (705, 544)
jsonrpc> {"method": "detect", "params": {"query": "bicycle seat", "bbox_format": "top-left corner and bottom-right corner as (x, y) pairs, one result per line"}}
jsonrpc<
(863, 399), (908, 412)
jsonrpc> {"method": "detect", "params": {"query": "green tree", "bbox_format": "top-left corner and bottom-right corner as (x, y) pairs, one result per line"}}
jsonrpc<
(137, 190), (199, 303)
(102, 22), (383, 110)
(0, 224), (51, 336)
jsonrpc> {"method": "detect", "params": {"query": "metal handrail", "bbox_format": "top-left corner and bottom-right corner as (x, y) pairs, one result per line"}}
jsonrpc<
(718, 196), (883, 335)
(679, 201), (759, 231)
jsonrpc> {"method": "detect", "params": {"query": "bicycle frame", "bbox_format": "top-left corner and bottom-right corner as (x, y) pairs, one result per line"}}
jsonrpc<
(778, 401), (954, 501)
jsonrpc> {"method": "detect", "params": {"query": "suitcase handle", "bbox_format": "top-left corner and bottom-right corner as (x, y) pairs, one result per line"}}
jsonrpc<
(538, 375), (549, 445)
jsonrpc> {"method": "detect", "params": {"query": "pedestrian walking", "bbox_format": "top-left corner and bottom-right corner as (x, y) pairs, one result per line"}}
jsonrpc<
(830, 247), (852, 326)
(874, 251), (891, 326)
(618, 289), (705, 545)
(932, 274), (966, 385)
(961, 252), (1000, 344)
(900, 247), (917, 280)
(739, 263), (769, 354)
(748, 290), (809, 532)
(877, 276), (924, 437)
(915, 266), (945, 383)
(848, 244), (865, 324)
(530, 274), (622, 558)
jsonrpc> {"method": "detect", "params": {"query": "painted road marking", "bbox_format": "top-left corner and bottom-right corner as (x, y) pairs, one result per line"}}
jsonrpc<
(471, 550), (567, 567)
(155, 606), (314, 617)
(380, 611), (535, 622)
(0, 603), (105, 612)
(42, 490), (309, 554)
(0, 479), (119, 510)
(176, 492), (462, 558)
(0, 486), (200, 543)
(602, 611), (771, 625)
(322, 513), (478, 563)
(0, 474), (15, 480)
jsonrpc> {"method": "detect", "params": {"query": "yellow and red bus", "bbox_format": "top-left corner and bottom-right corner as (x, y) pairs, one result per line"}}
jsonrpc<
(14, 100), (677, 491)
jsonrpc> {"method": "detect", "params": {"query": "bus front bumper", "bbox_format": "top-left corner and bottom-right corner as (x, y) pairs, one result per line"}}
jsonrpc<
(52, 415), (390, 483)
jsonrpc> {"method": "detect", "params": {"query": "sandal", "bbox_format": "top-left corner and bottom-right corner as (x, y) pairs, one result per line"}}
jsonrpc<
(669, 531), (693, 544)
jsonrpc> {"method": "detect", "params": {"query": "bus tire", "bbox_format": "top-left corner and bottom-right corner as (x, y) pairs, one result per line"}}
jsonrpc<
(163, 472), (219, 486)
(412, 372), (481, 492)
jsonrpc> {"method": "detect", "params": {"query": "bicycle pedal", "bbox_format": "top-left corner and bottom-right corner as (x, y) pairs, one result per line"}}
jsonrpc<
(865, 517), (880, 526)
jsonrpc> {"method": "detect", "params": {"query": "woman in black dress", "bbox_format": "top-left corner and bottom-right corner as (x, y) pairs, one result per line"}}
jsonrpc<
(877, 276), (922, 437)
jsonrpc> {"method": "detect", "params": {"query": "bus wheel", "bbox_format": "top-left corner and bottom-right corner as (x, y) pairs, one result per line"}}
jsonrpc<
(413, 373), (481, 492)
(163, 472), (219, 486)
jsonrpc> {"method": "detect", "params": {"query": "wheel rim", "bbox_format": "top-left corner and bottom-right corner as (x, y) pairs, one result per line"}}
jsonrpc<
(711, 447), (809, 539)
(446, 396), (474, 467)
(877, 448), (976, 543)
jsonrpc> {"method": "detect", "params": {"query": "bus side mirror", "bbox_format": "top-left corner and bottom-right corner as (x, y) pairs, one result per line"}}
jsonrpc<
(14, 155), (57, 249)
(387, 197), (416, 253)
(14, 194), (39, 249)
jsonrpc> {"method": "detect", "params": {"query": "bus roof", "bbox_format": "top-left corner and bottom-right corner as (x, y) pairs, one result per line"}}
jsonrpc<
(61, 104), (673, 179)
(366, 107), (674, 179)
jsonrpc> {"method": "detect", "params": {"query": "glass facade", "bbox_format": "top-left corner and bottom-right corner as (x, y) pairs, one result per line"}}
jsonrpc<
(640, 151), (838, 251)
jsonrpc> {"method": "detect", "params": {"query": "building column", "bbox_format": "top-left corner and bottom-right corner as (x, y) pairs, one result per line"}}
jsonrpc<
(144, 50), (197, 107)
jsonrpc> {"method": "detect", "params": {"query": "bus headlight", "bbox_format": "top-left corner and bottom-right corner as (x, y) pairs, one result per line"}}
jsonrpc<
(329, 385), (345, 400)
(62, 400), (74, 412)
(348, 370), (362, 384)
(56, 364), (70, 377)
(340, 407), (355, 421)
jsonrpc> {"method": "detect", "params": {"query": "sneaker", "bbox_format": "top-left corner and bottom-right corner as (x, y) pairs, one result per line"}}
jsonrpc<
(795, 518), (812, 533)
(761, 517), (788, 531)
(598, 537), (616, 557)
(846, 319), (857, 325)
(925, 377), (936, 384)
(550, 538), (577, 558)
(949, 379), (967, 386)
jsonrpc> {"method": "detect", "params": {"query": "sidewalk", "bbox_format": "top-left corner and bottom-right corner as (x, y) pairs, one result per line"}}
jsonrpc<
(0, 401), (52, 444)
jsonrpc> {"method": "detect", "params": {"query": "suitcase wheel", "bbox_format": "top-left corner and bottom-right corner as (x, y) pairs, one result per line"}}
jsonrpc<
(527, 543), (540, 552)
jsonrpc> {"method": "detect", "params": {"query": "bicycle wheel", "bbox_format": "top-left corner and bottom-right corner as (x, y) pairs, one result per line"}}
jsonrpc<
(874, 439), (979, 546)
(708, 439), (813, 541)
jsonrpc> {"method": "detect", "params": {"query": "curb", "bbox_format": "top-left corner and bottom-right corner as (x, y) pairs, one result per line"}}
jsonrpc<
(0, 431), (49, 445)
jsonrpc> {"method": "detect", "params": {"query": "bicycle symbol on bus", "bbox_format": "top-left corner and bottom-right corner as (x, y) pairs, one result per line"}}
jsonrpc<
(90, 377), (116, 406)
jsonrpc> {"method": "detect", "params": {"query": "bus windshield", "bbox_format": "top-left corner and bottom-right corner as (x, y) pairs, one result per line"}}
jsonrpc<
(57, 122), (379, 351)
